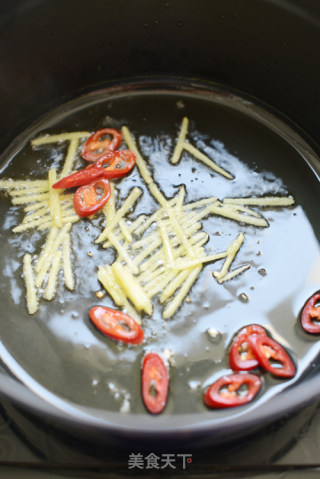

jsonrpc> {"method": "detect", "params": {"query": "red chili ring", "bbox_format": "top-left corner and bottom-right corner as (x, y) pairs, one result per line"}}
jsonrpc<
(95, 149), (136, 179)
(73, 177), (111, 217)
(248, 335), (296, 378)
(204, 373), (262, 408)
(142, 353), (169, 414)
(229, 324), (267, 371)
(301, 292), (320, 334)
(82, 128), (122, 162)
(89, 306), (144, 345)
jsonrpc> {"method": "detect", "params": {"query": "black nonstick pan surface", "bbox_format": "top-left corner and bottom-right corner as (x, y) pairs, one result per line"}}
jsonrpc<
(0, 0), (319, 453)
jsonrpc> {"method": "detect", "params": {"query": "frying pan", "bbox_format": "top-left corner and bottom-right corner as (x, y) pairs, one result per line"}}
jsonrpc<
(0, 0), (319, 463)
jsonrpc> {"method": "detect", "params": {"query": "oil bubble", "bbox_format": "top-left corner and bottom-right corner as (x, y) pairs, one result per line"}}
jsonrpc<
(238, 293), (249, 303)
(258, 268), (267, 276)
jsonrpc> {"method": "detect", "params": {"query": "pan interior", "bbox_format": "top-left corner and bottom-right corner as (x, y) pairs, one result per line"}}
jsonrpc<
(0, 81), (319, 432)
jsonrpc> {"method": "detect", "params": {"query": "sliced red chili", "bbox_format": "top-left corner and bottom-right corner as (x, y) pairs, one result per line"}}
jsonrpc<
(82, 128), (122, 162)
(229, 324), (267, 371)
(73, 178), (111, 217)
(248, 335), (296, 378)
(54, 149), (136, 190)
(204, 373), (262, 408)
(142, 353), (169, 414)
(89, 306), (144, 345)
(301, 292), (320, 334)
(52, 166), (105, 190)
(95, 149), (136, 179)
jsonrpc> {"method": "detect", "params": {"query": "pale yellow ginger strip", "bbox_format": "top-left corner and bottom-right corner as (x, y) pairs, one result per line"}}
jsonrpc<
(62, 215), (79, 223)
(131, 211), (197, 251)
(37, 215), (79, 231)
(12, 217), (52, 233)
(22, 206), (50, 223)
(130, 230), (161, 251)
(149, 182), (195, 258)
(130, 211), (199, 252)
(133, 237), (163, 265)
(61, 201), (76, 211)
(139, 265), (167, 285)
(59, 137), (81, 179)
(35, 223), (71, 287)
(61, 200), (76, 214)
(174, 251), (228, 271)
(96, 187), (142, 243)
(133, 199), (177, 236)
(102, 215), (147, 249)
(144, 243), (206, 297)
(223, 196), (295, 206)
(213, 233), (245, 280)
(97, 268), (142, 325)
(129, 215), (147, 233)
(170, 116), (233, 179)
(61, 213), (78, 225)
(217, 264), (251, 284)
(124, 195), (206, 241)
(18, 205), (75, 231)
(158, 217), (175, 267)
(48, 168), (62, 228)
(37, 222), (56, 231)
(142, 258), (165, 279)
(112, 262), (152, 315)
(0, 179), (48, 189)
(122, 126), (154, 185)
(146, 269), (183, 299)
(36, 256), (56, 289)
(60, 193), (75, 203)
(35, 227), (59, 273)
(210, 203), (269, 227)
(24, 201), (49, 213)
(62, 234), (74, 290)
(171, 117), (189, 164)
(119, 219), (132, 243)
(97, 265), (126, 307)
(142, 232), (208, 274)
(134, 223), (202, 270)
(182, 205), (214, 227)
(23, 196), (73, 212)
(23, 254), (38, 315)
(160, 268), (193, 303)
(9, 184), (48, 192)
(31, 131), (90, 146)
(176, 185), (185, 210)
(22, 197), (72, 225)
(8, 185), (49, 196)
(23, 194), (73, 212)
(163, 265), (202, 319)
(144, 259), (181, 291)
(43, 250), (62, 301)
(61, 206), (76, 217)
(11, 193), (50, 205)
(138, 227), (205, 273)
(122, 300), (141, 325)
(182, 196), (217, 211)
(108, 233), (139, 275)
(183, 142), (234, 180)
(222, 203), (264, 218)
(164, 210), (198, 234)
(123, 126), (194, 258)
(105, 181), (116, 219)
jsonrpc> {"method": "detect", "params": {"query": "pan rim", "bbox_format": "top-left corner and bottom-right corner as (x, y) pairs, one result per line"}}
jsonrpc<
(0, 78), (319, 446)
